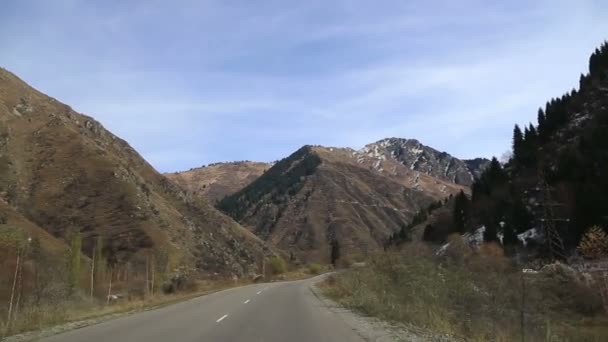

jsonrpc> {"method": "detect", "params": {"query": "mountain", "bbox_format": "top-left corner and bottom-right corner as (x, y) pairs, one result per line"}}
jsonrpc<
(427, 41), (608, 256)
(0, 67), (268, 276)
(166, 161), (272, 203)
(217, 145), (468, 263)
(356, 138), (489, 186)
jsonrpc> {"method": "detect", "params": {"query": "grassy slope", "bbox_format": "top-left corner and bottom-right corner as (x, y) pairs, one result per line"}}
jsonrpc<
(165, 162), (271, 203)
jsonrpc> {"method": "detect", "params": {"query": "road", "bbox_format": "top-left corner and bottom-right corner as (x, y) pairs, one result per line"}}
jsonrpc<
(39, 275), (366, 342)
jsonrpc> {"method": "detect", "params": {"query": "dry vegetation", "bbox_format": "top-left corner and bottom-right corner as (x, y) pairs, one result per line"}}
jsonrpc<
(0, 227), (325, 339)
(322, 239), (608, 341)
(0, 225), (209, 338)
(165, 161), (272, 203)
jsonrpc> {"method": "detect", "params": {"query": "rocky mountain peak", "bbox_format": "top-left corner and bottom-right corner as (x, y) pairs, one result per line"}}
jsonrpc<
(355, 138), (489, 186)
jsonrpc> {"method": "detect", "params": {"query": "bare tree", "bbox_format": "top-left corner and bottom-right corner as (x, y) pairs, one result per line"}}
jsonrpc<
(90, 243), (96, 298)
(7, 247), (21, 326)
(106, 267), (113, 305)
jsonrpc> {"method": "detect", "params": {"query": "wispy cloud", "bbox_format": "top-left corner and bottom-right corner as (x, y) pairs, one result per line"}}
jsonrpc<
(1, 0), (607, 171)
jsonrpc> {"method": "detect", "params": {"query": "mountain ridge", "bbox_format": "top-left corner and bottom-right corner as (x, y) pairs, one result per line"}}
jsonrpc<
(217, 144), (469, 262)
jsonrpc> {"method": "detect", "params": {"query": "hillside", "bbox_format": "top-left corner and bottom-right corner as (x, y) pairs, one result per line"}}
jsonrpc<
(218, 145), (468, 263)
(165, 161), (272, 203)
(423, 42), (608, 257)
(0, 67), (268, 277)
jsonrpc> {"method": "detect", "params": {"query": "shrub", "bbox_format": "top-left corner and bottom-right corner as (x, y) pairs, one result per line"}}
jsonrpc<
(578, 226), (608, 259)
(268, 256), (287, 275)
(322, 242), (608, 341)
(307, 263), (323, 275)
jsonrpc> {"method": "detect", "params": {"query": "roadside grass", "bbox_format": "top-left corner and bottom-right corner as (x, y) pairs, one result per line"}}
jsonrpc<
(1, 265), (331, 339)
(320, 240), (608, 342)
(0, 278), (252, 339)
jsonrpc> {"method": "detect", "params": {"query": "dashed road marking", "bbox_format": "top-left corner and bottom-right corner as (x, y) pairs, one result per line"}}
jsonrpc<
(256, 290), (262, 295)
(244, 299), (250, 304)
(216, 314), (228, 323)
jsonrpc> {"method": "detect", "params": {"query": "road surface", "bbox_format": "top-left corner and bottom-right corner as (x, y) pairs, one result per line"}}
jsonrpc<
(39, 275), (366, 342)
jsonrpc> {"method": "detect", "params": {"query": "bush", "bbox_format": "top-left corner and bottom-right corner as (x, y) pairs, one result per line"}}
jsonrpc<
(307, 263), (323, 275)
(322, 242), (608, 341)
(268, 256), (288, 275)
(578, 225), (608, 259)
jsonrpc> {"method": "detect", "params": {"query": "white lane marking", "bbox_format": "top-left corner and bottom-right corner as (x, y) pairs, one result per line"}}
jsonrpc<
(256, 290), (262, 295)
(216, 314), (228, 323)
(244, 299), (250, 304)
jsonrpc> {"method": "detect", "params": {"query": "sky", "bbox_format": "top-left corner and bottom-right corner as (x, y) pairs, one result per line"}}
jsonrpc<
(1, 0), (608, 172)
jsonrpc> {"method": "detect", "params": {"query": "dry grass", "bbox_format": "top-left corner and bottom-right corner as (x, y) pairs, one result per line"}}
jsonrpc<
(1, 264), (329, 339)
(321, 240), (608, 341)
(0, 278), (252, 338)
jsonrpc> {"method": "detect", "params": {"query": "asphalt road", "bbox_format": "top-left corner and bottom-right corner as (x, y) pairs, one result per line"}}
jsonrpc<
(39, 275), (366, 342)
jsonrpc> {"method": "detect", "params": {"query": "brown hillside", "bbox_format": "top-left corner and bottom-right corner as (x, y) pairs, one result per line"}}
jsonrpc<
(218, 145), (467, 263)
(0, 67), (268, 276)
(0, 198), (66, 257)
(166, 161), (272, 203)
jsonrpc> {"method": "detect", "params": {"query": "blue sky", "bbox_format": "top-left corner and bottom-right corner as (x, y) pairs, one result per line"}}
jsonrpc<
(2, 0), (607, 172)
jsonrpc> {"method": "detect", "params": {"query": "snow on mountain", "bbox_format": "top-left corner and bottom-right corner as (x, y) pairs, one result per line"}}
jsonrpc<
(354, 138), (489, 186)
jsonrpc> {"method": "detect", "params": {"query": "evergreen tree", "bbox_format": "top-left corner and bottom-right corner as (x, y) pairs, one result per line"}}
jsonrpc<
(512, 125), (524, 164)
(487, 157), (508, 185)
(453, 190), (470, 234)
(483, 224), (499, 243)
(502, 225), (518, 246)
(528, 124), (537, 140)
(330, 240), (341, 266)
(537, 108), (546, 136)
(589, 47), (601, 76)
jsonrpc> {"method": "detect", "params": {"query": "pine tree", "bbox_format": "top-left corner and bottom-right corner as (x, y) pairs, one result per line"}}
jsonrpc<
(537, 108), (546, 136)
(512, 125), (524, 164)
(502, 224), (519, 246)
(484, 224), (499, 243)
(528, 124), (537, 140)
(453, 190), (470, 234)
(330, 240), (341, 265)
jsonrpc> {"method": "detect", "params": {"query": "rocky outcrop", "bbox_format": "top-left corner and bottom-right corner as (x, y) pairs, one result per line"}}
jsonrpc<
(355, 138), (489, 186)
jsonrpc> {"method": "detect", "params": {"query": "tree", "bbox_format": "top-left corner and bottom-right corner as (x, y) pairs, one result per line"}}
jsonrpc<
(502, 224), (519, 247)
(94, 236), (106, 287)
(29, 236), (43, 305)
(90, 235), (106, 298)
(577, 226), (608, 259)
(537, 108), (546, 136)
(512, 125), (524, 163)
(68, 230), (82, 294)
(453, 190), (470, 234)
(0, 228), (28, 330)
(484, 224), (499, 243)
(330, 240), (341, 266)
